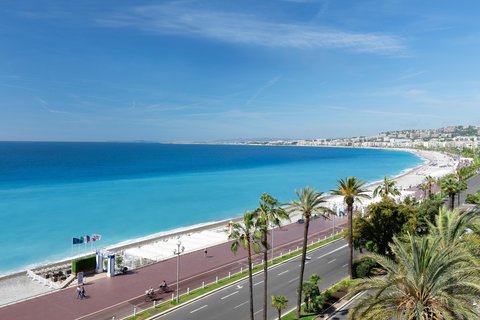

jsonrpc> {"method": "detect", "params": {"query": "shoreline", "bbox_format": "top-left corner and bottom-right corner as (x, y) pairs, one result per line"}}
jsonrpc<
(0, 147), (458, 306)
(0, 147), (451, 280)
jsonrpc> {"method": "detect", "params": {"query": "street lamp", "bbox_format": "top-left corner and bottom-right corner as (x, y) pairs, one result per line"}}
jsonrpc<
(270, 222), (275, 263)
(173, 240), (185, 303)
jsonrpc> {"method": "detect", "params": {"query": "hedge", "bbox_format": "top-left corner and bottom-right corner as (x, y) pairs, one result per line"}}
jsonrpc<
(72, 255), (96, 274)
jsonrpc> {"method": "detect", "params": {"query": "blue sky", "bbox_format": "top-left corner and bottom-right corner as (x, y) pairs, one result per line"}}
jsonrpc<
(1, 0), (480, 141)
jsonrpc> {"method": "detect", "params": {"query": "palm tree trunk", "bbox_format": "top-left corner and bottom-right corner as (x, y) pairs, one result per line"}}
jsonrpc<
(247, 238), (255, 320)
(263, 234), (268, 320)
(450, 193), (455, 210)
(296, 214), (310, 319)
(278, 309), (282, 320)
(348, 204), (353, 279)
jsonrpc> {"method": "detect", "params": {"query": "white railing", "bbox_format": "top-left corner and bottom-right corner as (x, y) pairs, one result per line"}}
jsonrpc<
(26, 270), (61, 290)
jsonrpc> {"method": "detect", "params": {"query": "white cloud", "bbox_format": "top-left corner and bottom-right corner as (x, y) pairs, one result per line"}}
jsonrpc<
(246, 75), (281, 106)
(97, 4), (406, 55)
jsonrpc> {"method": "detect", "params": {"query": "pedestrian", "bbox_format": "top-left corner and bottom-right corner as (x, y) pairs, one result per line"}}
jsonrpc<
(76, 286), (82, 299)
(204, 248), (207, 257)
(160, 280), (167, 291)
(80, 286), (86, 299)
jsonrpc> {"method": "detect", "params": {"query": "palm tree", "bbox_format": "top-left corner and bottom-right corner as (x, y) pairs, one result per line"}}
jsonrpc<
(348, 234), (480, 319)
(441, 175), (465, 210)
(372, 176), (400, 199)
(255, 193), (290, 320)
(271, 295), (288, 320)
(287, 187), (331, 319)
(424, 175), (436, 197)
(331, 177), (370, 279)
(419, 183), (429, 199)
(229, 211), (262, 320)
(428, 207), (480, 249)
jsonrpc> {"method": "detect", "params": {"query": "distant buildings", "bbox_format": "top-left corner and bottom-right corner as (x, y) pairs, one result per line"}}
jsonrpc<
(241, 125), (480, 149)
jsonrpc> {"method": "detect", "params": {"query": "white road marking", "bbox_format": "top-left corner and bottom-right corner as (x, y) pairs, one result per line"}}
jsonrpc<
(234, 301), (249, 309)
(190, 305), (208, 313)
(342, 264), (348, 268)
(278, 270), (289, 276)
(328, 259), (337, 264)
(254, 309), (263, 315)
(220, 291), (239, 300)
(288, 277), (299, 283)
(254, 281), (264, 286)
(316, 244), (348, 260)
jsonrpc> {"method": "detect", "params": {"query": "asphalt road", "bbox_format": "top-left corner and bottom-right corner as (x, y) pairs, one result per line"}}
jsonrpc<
(327, 291), (366, 320)
(156, 239), (350, 320)
(458, 172), (480, 205)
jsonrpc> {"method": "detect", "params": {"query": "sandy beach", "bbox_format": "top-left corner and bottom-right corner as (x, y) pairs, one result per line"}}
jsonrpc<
(0, 148), (459, 307)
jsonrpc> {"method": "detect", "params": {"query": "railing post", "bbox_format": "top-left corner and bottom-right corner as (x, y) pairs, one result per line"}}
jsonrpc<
(228, 271), (231, 278)
(133, 307), (136, 316)
(216, 276), (218, 284)
(187, 287), (190, 294)
(202, 281), (205, 289)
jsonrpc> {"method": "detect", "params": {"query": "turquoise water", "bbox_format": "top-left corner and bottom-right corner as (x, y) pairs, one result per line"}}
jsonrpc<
(0, 143), (422, 275)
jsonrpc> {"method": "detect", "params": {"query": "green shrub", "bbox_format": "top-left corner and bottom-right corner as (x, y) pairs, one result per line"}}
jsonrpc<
(72, 255), (96, 274)
(353, 257), (377, 278)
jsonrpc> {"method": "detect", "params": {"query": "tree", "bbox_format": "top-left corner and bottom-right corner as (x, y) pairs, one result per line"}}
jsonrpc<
(255, 193), (290, 320)
(372, 176), (400, 199)
(302, 274), (323, 313)
(427, 207), (480, 249)
(466, 190), (480, 206)
(424, 175), (436, 197)
(229, 211), (262, 320)
(287, 187), (331, 319)
(404, 197), (443, 235)
(348, 234), (480, 319)
(419, 183), (429, 199)
(331, 177), (370, 279)
(441, 175), (467, 210)
(352, 198), (414, 256)
(271, 295), (288, 320)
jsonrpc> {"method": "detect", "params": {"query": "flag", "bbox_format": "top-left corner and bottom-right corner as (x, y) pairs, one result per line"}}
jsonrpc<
(91, 234), (101, 242)
(79, 236), (84, 243)
(85, 235), (90, 243)
(72, 237), (83, 244)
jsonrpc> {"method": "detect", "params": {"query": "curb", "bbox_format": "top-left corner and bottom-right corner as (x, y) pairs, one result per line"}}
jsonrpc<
(130, 236), (345, 320)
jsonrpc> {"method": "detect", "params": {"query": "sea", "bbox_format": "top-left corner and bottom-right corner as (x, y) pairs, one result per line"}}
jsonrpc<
(0, 142), (423, 276)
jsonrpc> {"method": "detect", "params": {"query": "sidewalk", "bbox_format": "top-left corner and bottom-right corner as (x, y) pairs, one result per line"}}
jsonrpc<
(0, 217), (346, 320)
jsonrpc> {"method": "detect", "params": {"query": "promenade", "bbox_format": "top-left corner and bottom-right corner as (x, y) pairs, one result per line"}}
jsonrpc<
(0, 216), (346, 320)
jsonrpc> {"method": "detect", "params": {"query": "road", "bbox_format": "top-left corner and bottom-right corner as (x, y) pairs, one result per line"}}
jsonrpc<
(0, 216), (346, 320)
(458, 172), (480, 205)
(327, 291), (366, 320)
(156, 239), (350, 320)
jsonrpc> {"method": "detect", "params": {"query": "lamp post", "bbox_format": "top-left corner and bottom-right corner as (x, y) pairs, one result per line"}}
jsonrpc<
(173, 240), (185, 303)
(270, 223), (275, 263)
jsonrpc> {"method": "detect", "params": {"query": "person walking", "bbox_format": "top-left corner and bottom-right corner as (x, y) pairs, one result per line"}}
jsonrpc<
(80, 286), (86, 299)
(204, 248), (208, 257)
(76, 286), (82, 299)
